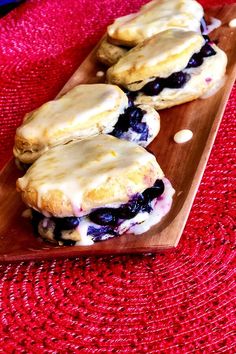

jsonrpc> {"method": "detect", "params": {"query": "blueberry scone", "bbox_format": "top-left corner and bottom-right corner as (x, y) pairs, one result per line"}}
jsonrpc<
(97, 0), (204, 66)
(107, 30), (227, 110)
(17, 135), (175, 246)
(13, 84), (160, 165)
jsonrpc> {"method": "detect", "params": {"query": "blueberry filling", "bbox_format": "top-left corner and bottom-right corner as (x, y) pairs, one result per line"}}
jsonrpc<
(32, 210), (44, 234)
(203, 35), (210, 43)
(142, 79), (163, 96)
(118, 194), (144, 219)
(60, 239), (76, 246)
(200, 43), (216, 57)
(87, 226), (117, 242)
(124, 40), (216, 97)
(32, 179), (165, 244)
(124, 89), (138, 106)
(89, 208), (119, 226)
(186, 53), (203, 68)
(55, 217), (80, 230)
(110, 106), (149, 141)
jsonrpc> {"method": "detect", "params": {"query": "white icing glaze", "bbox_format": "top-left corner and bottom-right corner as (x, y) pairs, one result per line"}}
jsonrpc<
(96, 71), (105, 77)
(14, 84), (128, 162)
(107, 30), (205, 90)
(174, 129), (193, 143)
(205, 17), (222, 34)
(17, 135), (163, 216)
(229, 19), (236, 28)
(108, 0), (203, 45)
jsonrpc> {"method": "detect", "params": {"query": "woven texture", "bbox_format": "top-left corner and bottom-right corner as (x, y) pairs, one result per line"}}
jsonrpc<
(0, 0), (235, 352)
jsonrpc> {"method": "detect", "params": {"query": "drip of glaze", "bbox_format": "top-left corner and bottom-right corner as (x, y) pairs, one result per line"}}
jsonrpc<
(205, 17), (222, 34)
(229, 19), (236, 28)
(173, 130), (193, 144)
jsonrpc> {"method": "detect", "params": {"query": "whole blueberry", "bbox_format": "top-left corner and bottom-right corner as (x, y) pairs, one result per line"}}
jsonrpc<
(31, 210), (44, 234)
(164, 72), (190, 89)
(126, 90), (138, 106)
(203, 35), (210, 43)
(128, 98), (135, 107)
(200, 43), (216, 57)
(89, 208), (119, 226)
(87, 225), (116, 241)
(118, 194), (144, 219)
(55, 217), (80, 230)
(115, 113), (130, 132)
(125, 106), (143, 120)
(123, 106), (143, 129)
(187, 53), (203, 68)
(142, 180), (164, 203)
(133, 122), (147, 134)
(140, 125), (149, 141)
(142, 78), (163, 96)
(154, 179), (165, 194)
(110, 128), (123, 138)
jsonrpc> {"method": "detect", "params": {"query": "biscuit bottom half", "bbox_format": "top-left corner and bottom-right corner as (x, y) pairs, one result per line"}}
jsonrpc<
(30, 178), (175, 246)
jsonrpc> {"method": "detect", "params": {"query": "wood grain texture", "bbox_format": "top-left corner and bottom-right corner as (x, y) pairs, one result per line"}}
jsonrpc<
(0, 5), (235, 262)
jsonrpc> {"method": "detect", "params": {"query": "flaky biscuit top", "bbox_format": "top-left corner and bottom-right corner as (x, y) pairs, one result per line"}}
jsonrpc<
(107, 0), (203, 46)
(17, 135), (163, 217)
(13, 84), (128, 163)
(107, 29), (205, 91)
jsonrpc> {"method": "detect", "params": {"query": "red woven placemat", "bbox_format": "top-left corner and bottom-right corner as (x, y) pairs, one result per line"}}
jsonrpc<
(0, 0), (235, 352)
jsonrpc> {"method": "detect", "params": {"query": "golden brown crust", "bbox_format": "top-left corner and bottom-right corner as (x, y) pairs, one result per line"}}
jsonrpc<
(107, 35), (136, 48)
(14, 135), (47, 164)
(16, 185), (73, 216)
(96, 37), (128, 66)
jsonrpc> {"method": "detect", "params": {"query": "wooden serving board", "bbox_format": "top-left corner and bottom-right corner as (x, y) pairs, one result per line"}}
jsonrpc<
(0, 5), (235, 262)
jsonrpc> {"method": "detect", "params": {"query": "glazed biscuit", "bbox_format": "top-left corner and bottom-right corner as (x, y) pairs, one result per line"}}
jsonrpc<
(107, 30), (227, 109)
(107, 30), (205, 91)
(107, 0), (204, 47)
(14, 84), (127, 164)
(17, 135), (175, 246)
(14, 84), (160, 164)
(134, 44), (227, 109)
